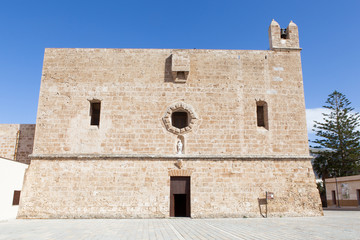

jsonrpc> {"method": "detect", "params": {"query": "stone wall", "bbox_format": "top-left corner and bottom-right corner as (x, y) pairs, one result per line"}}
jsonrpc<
(18, 21), (322, 218)
(0, 124), (35, 164)
(0, 124), (18, 160)
(33, 48), (308, 157)
(18, 158), (322, 218)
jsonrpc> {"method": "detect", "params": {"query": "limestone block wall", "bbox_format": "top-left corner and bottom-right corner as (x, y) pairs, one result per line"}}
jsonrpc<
(18, 158), (322, 219)
(16, 125), (36, 164)
(0, 124), (35, 164)
(0, 125), (18, 160)
(33, 48), (308, 157)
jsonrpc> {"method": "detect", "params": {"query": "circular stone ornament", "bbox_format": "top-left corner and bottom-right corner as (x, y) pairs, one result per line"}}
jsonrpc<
(162, 102), (198, 135)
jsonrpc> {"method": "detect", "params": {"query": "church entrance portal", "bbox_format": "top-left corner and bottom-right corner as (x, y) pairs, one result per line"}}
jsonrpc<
(170, 177), (190, 217)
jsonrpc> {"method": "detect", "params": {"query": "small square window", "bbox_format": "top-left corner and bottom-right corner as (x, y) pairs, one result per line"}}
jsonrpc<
(172, 111), (188, 129)
(177, 71), (186, 80)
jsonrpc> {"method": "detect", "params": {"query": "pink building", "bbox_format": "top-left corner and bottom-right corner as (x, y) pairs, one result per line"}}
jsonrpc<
(325, 175), (360, 208)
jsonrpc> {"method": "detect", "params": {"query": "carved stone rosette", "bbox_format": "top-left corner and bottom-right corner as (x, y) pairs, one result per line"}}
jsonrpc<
(162, 102), (197, 135)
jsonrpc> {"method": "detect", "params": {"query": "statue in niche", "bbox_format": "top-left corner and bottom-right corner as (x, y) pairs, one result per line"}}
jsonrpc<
(177, 140), (183, 154)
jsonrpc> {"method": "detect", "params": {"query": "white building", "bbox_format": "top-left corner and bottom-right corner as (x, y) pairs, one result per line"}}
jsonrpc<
(0, 158), (28, 220)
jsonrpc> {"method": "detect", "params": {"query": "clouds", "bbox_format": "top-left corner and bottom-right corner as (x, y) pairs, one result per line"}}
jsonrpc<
(306, 108), (360, 142)
(305, 108), (330, 134)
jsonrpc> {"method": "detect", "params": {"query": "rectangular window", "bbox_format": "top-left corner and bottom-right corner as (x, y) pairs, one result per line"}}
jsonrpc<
(256, 101), (268, 129)
(257, 106), (265, 127)
(12, 190), (21, 205)
(90, 102), (101, 126)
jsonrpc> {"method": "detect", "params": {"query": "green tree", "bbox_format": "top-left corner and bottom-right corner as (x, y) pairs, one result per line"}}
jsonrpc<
(312, 91), (360, 177)
(311, 151), (334, 207)
(312, 150), (334, 180)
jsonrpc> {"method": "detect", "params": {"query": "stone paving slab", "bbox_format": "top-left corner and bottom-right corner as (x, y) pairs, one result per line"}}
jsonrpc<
(0, 211), (359, 240)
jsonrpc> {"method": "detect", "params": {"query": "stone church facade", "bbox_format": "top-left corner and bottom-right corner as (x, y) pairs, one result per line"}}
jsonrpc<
(17, 20), (322, 218)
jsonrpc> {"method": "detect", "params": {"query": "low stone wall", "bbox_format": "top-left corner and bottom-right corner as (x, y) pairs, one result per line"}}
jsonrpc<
(18, 157), (322, 218)
(0, 124), (19, 161)
(0, 124), (35, 164)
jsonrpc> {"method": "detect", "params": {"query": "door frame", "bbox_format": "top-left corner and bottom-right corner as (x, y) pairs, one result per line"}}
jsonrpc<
(170, 176), (190, 217)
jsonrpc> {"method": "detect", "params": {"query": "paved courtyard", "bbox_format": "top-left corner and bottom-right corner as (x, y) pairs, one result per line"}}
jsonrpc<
(0, 210), (359, 240)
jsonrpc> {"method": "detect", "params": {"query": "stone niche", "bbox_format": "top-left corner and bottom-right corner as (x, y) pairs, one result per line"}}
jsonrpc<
(171, 50), (190, 83)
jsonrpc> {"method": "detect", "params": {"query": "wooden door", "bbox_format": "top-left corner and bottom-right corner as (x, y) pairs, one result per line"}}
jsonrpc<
(170, 177), (190, 217)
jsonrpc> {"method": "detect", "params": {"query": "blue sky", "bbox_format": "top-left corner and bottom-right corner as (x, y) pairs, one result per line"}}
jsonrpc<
(0, 0), (359, 141)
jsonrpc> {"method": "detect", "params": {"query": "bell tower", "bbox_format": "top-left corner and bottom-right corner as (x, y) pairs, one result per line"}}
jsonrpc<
(269, 19), (300, 50)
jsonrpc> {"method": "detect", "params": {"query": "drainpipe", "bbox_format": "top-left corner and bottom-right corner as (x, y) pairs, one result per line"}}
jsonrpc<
(335, 174), (340, 208)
